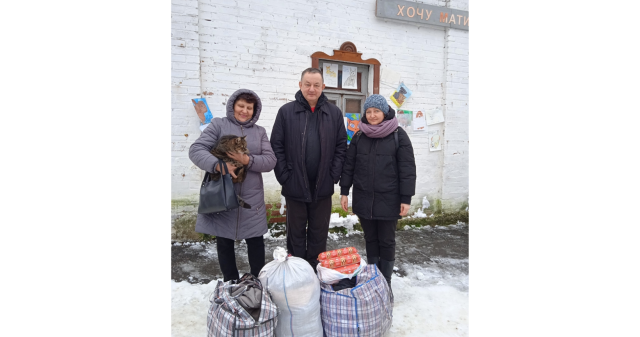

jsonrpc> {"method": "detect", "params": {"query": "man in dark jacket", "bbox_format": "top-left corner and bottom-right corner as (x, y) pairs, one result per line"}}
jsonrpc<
(270, 68), (348, 268)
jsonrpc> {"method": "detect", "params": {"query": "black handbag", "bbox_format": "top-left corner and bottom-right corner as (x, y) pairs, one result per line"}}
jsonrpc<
(198, 161), (240, 214)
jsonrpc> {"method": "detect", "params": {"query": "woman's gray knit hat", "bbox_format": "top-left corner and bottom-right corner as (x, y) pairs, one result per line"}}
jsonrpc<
(363, 94), (390, 115)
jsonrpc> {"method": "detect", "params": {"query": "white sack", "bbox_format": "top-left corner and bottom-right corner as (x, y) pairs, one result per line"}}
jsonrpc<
(258, 247), (323, 337)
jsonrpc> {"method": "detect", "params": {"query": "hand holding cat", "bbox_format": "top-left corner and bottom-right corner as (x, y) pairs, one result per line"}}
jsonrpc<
(226, 151), (250, 166)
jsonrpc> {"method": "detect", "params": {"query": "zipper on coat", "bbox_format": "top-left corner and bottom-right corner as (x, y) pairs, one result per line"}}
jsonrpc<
(235, 126), (245, 240)
(313, 110), (322, 201)
(300, 112), (310, 199)
(370, 140), (379, 220)
(235, 182), (243, 240)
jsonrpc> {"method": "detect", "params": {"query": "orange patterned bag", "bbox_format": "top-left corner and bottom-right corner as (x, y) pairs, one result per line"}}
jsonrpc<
(318, 247), (358, 261)
(319, 254), (361, 269)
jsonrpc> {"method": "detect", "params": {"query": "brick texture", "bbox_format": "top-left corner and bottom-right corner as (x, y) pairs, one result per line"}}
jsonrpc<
(441, 24), (469, 209)
(172, 0), (203, 199)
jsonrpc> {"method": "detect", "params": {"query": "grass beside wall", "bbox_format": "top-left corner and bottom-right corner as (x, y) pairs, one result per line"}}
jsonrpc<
(171, 210), (468, 242)
(396, 210), (469, 230)
(172, 213), (200, 241)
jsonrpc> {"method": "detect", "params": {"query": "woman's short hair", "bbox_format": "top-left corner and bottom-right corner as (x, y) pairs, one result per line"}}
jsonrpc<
(235, 93), (257, 105)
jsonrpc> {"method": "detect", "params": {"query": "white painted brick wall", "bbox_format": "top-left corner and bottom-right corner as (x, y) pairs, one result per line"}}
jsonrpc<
(441, 11), (469, 209)
(171, 0), (469, 211)
(172, 0), (203, 199)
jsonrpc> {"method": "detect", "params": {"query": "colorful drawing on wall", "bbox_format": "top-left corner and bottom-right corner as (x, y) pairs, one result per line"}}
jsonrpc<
(323, 63), (339, 87)
(413, 110), (426, 131)
(397, 109), (413, 133)
(345, 113), (361, 144)
(192, 98), (212, 125)
(390, 82), (413, 108)
(426, 107), (444, 125)
(428, 129), (442, 151)
(342, 65), (358, 89)
(347, 119), (360, 132)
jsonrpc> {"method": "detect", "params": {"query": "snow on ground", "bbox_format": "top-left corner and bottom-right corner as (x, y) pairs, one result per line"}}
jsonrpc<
(411, 207), (428, 218)
(171, 280), (218, 337)
(262, 227), (286, 240)
(172, 215), (467, 336)
(172, 264), (467, 337)
(328, 212), (359, 231)
(389, 271), (468, 336)
(172, 252), (468, 336)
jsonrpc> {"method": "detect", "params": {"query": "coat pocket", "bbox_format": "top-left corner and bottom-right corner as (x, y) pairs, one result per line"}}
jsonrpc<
(254, 204), (265, 219)
(281, 163), (301, 198)
(284, 162), (294, 182)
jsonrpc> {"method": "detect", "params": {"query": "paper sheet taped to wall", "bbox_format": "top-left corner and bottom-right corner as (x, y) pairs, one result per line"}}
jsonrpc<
(322, 63), (339, 87)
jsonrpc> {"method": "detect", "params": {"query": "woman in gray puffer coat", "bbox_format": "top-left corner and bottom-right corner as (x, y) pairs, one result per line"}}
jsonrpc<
(189, 89), (276, 281)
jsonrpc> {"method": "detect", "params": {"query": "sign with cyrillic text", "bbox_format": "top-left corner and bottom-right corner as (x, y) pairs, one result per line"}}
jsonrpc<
(376, 0), (469, 30)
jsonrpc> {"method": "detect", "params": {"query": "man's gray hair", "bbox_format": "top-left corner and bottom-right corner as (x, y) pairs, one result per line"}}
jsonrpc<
(300, 67), (323, 81)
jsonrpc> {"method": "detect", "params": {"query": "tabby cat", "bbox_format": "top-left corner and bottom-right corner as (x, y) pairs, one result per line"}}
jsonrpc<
(210, 135), (249, 183)
(209, 135), (251, 209)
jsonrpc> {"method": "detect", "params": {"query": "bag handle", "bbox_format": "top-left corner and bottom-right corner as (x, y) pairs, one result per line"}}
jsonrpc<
(202, 160), (231, 184)
(219, 161), (230, 175)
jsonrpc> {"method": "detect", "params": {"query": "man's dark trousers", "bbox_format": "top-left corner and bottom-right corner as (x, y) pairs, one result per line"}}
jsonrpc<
(285, 196), (332, 268)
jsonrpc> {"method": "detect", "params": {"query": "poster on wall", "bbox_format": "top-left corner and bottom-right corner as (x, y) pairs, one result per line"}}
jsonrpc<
(426, 107), (445, 125)
(192, 98), (213, 131)
(413, 110), (426, 131)
(390, 82), (413, 108)
(341, 65), (358, 89)
(345, 113), (361, 144)
(427, 129), (442, 151)
(322, 63), (339, 87)
(397, 109), (413, 133)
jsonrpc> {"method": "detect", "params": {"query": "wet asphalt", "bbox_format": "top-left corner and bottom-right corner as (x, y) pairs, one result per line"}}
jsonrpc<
(171, 222), (468, 288)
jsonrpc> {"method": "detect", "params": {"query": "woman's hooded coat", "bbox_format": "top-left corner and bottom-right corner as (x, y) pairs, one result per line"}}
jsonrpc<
(189, 89), (276, 239)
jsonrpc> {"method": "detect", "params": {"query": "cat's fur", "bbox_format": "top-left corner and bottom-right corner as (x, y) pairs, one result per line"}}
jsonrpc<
(210, 135), (249, 183)
(209, 135), (251, 209)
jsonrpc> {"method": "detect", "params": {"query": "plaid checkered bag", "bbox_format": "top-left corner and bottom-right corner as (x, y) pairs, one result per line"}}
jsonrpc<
(319, 264), (393, 337)
(207, 274), (278, 337)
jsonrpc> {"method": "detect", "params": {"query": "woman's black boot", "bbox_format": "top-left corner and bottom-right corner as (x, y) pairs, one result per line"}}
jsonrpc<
(378, 259), (394, 288)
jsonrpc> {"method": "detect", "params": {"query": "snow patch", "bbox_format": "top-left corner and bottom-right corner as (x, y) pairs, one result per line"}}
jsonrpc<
(171, 280), (219, 337)
(409, 197), (431, 218)
(278, 196), (286, 215)
(328, 212), (359, 230)
(263, 228), (286, 241)
(327, 232), (341, 241)
(172, 260), (468, 337)
(422, 196), (430, 209)
(412, 208), (427, 218)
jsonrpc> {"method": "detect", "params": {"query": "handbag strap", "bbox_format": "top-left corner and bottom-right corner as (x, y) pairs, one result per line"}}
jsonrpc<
(202, 161), (230, 183)
(219, 161), (230, 175)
